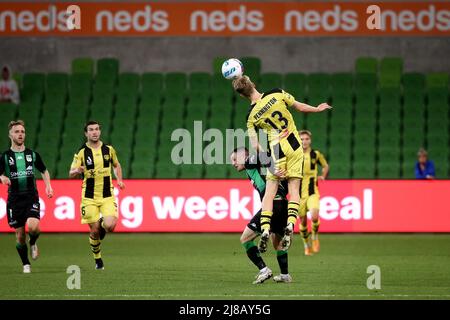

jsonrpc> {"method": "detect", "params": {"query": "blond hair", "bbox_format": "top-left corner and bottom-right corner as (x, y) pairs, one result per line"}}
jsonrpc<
(417, 148), (428, 157)
(8, 120), (25, 131)
(232, 75), (255, 98)
(299, 130), (312, 137)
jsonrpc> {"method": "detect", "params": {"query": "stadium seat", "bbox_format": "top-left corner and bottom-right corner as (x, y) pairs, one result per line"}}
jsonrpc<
(22, 73), (45, 104)
(179, 165), (204, 178)
(402, 122), (425, 154)
(89, 102), (113, 132)
(330, 113), (352, 139)
(331, 73), (353, 93)
(355, 73), (377, 94)
(355, 57), (378, 74)
(306, 113), (328, 133)
(307, 73), (331, 100)
(427, 87), (448, 109)
(380, 57), (403, 73)
(189, 72), (211, 94)
(189, 91), (209, 107)
(353, 161), (375, 179)
(12, 72), (22, 89)
(69, 73), (92, 105)
(72, 57), (94, 75)
(66, 101), (89, 125)
(0, 103), (17, 128)
(401, 160), (416, 179)
(426, 73), (449, 89)
(240, 57), (261, 83)
(379, 87), (401, 106)
(380, 57), (403, 87)
(404, 89), (425, 111)
(284, 73), (307, 101)
(142, 72), (164, 93)
(131, 158), (155, 178)
(379, 73), (401, 89)
(259, 73), (283, 92)
(140, 91), (162, 109)
(328, 160), (351, 179)
(165, 72), (187, 94)
(402, 73), (425, 91)
(204, 164), (228, 178)
(377, 161), (400, 178)
(97, 58), (119, 78)
(354, 100), (376, 121)
(46, 72), (68, 104)
(117, 72), (140, 93)
(18, 103), (41, 147)
(154, 160), (179, 178)
(213, 56), (228, 75)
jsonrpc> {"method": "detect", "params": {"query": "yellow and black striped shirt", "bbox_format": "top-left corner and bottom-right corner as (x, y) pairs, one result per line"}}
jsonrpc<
(300, 148), (328, 198)
(71, 142), (119, 200)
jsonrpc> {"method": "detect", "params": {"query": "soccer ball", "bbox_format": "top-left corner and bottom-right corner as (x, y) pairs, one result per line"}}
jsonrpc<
(222, 58), (244, 80)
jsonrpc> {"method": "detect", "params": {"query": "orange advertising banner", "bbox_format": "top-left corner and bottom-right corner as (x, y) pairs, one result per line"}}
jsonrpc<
(0, 2), (449, 36)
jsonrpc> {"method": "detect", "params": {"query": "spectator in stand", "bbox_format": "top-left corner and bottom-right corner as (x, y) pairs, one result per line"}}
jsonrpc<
(0, 65), (20, 105)
(415, 148), (435, 180)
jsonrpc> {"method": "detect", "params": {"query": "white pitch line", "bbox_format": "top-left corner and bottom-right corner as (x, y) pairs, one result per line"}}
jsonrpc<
(3, 294), (450, 298)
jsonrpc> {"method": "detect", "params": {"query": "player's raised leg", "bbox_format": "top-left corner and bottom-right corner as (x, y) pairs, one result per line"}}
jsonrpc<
(98, 197), (119, 240)
(98, 215), (118, 240)
(27, 217), (40, 260)
(240, 224), (272, 284)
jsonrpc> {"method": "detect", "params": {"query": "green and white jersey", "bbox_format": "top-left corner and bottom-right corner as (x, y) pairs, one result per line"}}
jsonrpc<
(0, 148), (46, 195)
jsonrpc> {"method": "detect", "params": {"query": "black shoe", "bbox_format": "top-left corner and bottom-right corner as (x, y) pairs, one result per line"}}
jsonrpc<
(95, 258), (104, 270)
(98, 217), (106, 240)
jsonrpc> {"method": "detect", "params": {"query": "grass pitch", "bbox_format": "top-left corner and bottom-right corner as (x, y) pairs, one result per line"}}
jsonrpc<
(0, 233), (449, 300)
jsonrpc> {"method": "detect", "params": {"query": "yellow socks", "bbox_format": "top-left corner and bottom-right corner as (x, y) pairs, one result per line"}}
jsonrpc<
(300, 224), (310, 247)
(260, 211), (273, 232)
(287, 201), (299, 225)
(89, 237), (101, 259)
(312, 219), (320, 240)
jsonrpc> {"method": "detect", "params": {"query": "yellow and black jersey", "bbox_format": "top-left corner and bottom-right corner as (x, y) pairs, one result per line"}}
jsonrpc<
(300, 148), (328, 198)
(71, 142), (119, 200)
(246, 88), (299, 144)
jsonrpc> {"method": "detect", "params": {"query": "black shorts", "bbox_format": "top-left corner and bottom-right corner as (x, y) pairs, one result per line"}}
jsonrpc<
(247, 200), (288, 237)
(6, 193), (40, 229)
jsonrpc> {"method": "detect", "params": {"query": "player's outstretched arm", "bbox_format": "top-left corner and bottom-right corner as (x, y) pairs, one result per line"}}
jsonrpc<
(292, 101), (332, 113)
(113, 162), (125, 190)
(41, 170), (54, 198)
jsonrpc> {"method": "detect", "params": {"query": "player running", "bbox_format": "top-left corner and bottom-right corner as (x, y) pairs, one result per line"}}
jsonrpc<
(69, 121), (125, 270)
(298, 130), (329, 256)
(230, 147), (292, 284)
(0, 120), (54, 273)
(232, 75), (331, 252)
